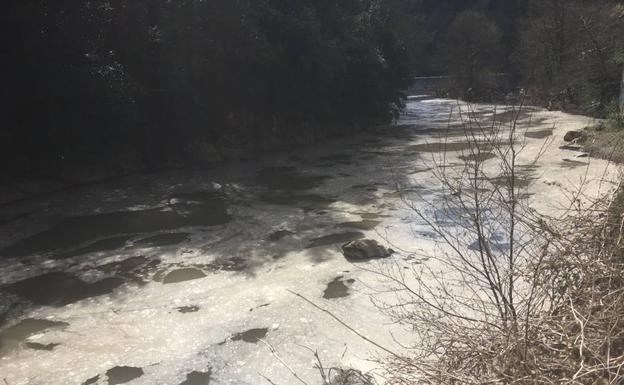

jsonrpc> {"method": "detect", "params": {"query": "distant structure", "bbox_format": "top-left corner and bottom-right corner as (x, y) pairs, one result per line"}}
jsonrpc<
(408, 76), (453, 97)
(408, 74), (513, 98)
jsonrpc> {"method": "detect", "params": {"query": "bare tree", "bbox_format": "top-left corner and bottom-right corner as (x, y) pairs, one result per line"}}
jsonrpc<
(362, 102), (624, 384)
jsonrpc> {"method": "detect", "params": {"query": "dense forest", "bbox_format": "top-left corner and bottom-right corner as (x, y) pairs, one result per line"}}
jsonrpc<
(1, 0), (622, 182)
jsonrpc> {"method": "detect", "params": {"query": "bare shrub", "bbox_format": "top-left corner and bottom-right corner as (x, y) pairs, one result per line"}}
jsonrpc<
(363, 101), (624, 384)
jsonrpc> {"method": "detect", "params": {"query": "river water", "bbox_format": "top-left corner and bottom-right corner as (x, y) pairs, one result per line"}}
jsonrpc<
(0, 98), (617, 385)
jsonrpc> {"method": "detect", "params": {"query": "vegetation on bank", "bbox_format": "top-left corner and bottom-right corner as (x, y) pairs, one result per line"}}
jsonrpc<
(364, 107), (624, 385)
(420, 0), (624, 114)
(0, 0), (413, 179)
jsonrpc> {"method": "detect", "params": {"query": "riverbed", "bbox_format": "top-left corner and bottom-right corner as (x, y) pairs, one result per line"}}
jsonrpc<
(0, 98), (617, 385)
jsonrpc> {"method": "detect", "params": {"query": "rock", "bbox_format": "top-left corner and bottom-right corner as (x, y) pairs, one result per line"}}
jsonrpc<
(563, 130), (585, 142)
(341, 239), (394, 261)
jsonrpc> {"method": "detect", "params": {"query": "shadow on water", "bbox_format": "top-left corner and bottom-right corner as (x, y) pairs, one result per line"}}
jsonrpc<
(407, 142), (493, 153)
(338, 220), (380, 231)
(559, 159), (589, 168)
(0, 318), (68, 356)
(525, 129), (553, 139)
(259, 192), (336, 211)
(53, 235), (135, 260)
(255, 167), (330, 191)
(3, 272), (124, 306)
(133, 232), (190, 248)
(458, 152), (496, 162)
(1, 194), (230, 259)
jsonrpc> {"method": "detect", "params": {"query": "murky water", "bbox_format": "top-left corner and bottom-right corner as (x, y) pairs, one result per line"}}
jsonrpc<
(134, 233), (190, 248)
(1, 197), (229, 259)
(106, 366), (144, 385)
(161, 268), (207, 284)
(0, 318), (67, 356)
(323, 276), (356, 299)
(4, 272), (124, 306)
(407, 141), (493, 153)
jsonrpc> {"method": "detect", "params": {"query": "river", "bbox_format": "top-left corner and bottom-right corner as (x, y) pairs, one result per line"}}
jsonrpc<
(0, 97), (617, 385)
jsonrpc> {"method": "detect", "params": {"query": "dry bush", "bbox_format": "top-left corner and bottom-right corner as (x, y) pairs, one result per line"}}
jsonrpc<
(364, 102), (624, 384)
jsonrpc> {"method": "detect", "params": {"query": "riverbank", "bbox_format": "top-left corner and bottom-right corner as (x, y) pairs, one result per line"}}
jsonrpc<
(0, 121), (383, 206)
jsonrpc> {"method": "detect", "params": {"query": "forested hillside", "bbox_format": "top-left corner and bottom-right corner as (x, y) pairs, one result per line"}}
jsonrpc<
(0, 0), (412, 179)
(411, 0), (623, 115)
(1, 0), (622, 183)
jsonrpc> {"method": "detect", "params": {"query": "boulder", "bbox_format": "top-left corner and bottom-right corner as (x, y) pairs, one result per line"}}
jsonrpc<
(563, 130), (585, 142)
(341, 239), (394, 261)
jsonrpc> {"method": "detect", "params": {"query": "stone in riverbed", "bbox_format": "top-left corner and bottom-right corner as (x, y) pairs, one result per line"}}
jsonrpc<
(563, 130), (585, 142)
(341, 239), (394, 261)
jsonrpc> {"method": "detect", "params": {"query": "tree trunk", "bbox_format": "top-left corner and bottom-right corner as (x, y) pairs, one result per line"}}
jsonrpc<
(620, 65), (624, 113)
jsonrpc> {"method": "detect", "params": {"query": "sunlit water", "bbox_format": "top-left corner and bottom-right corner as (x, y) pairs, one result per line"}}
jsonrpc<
(0, 98), (615, 385)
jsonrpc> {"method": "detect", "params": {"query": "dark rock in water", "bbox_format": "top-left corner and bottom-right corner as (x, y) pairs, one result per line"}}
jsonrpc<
(563, 130), (585, 142)
(305, 232), (365, 249)
(218, 328), (268, 345)
(179, 370), (212, 385)
(177, 305), (200, 314)
(26, 342), (60, 351)
(82, 375), (100, 385)
(4, 272), (124, 306)
(267, 230), (294, 242)
(106, 366), (144, 385)
(341, 239), (393, 261)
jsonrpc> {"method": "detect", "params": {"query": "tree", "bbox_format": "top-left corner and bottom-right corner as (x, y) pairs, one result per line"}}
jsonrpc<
(1, 0), (413, 178)
(515, 0), (624, 116)
(436, 10), (504, 97)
